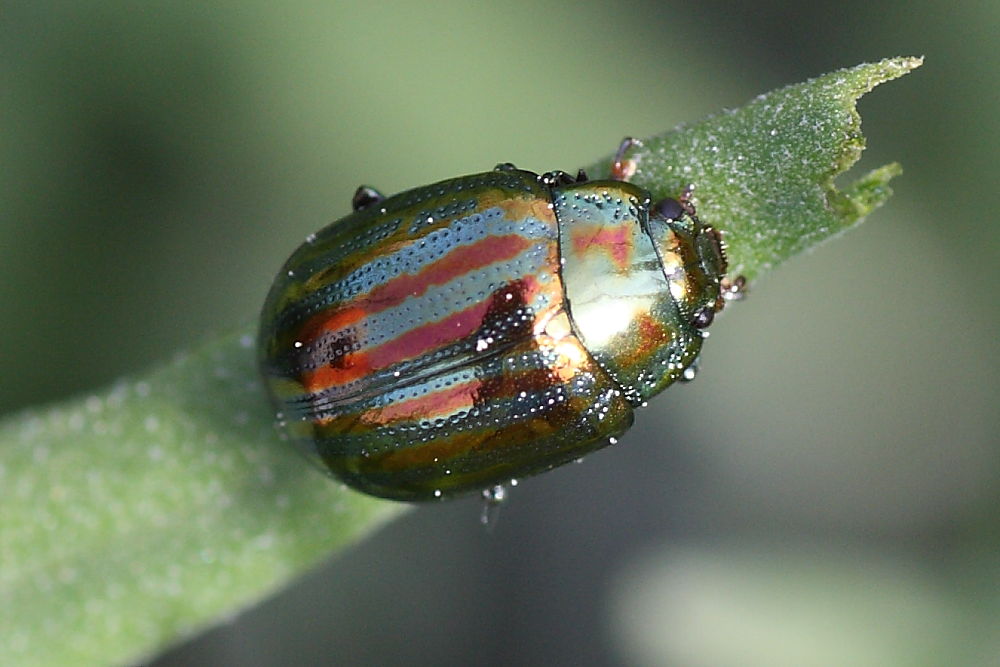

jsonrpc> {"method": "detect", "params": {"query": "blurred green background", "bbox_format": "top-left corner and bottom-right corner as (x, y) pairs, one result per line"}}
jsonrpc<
(3, 1), (997, 665)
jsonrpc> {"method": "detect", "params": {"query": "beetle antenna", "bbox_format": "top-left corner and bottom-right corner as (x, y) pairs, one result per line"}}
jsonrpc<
(611, 137), (643, 181)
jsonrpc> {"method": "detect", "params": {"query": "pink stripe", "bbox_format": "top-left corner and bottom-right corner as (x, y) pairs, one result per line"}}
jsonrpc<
(364, 235), (531, 311)
(367, 276), (540, 369)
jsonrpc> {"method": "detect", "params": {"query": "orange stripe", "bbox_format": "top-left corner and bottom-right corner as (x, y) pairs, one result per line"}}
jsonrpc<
(295, 306), (367, 348)
(302, 350), (372, 394)
(363, 379), (482, 425)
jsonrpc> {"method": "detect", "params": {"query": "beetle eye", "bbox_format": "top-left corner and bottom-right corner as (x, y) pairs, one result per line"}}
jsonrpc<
(653, 197), (684, 221)
(691, 305), (715, 329)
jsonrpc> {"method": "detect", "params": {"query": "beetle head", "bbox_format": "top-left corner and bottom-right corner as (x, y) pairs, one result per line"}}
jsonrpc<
(647, 197), (729, 331)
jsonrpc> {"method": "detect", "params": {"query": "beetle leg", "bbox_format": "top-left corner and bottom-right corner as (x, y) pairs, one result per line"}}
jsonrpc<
(677, 183), (698, 219)
(352, 185), (385, 212)
(721, 275), (748, 301)
(575, 169), (589, 183)
(611, 136), (643, 181)
(494, 162), (518, 172)
(540, 170), (575, 187)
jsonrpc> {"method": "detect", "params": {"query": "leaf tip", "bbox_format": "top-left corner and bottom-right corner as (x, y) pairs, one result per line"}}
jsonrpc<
(844, 56), (924, 100)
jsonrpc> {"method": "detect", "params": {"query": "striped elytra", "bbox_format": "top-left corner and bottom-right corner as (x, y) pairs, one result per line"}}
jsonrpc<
(258, 162), (728, 501)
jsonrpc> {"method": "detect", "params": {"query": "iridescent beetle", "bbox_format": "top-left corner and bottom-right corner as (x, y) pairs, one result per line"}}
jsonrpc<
(259, 139), (730, 502)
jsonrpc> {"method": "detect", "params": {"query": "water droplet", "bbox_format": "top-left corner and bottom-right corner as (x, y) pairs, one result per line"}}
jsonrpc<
(480, 484), (508, 529)
(482, 484), (506, 504)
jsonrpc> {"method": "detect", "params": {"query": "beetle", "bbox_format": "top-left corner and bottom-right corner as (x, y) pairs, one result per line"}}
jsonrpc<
(258, 139), (729, 502)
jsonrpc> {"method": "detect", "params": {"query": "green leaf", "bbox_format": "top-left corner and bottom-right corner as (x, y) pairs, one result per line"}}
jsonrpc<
(0, 57), (920, 665)
(583, 56), (922, 282)
(0, 331), (406, 665)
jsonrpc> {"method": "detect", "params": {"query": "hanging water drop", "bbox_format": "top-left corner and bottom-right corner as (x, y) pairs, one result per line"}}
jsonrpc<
(480, 484), (507, 528)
